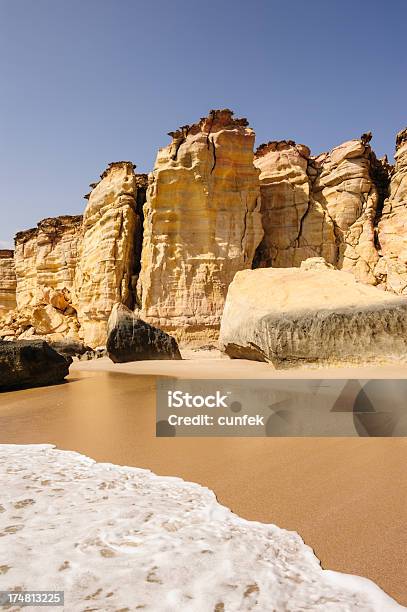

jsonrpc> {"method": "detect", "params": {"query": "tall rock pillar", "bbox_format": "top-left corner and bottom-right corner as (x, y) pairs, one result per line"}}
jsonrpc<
(138, 109), (263, 344)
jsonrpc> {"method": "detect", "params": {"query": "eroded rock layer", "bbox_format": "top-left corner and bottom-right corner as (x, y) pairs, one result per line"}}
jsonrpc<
(14, 215), (82, 309)
(219, 260), (407, 367)
(253, 134), (391, 286)
(74, 162), (145, 347)
(0, 251), (16, 315)
(377, 128), (407, 293)
(138, 109), (263, 343)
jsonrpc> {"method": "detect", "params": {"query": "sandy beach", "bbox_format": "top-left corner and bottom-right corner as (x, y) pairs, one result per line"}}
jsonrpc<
(0, 354), (406, 606)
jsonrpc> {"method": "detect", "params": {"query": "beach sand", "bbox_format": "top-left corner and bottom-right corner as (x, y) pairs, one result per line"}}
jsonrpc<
(0, 354), (406, 605)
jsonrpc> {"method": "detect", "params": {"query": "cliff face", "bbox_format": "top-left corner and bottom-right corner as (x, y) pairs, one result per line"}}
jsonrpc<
(1, 118), (406, 350)
(377, 128), (407, 293)
(138, 109), (263, 343)
(74, 162), (145, 347)
(1, 217), (82, 342)
(0, 251), (16, 315)
(14, 215), (82, 309)
(254, 134), (390, 286)
(312, 136), (387, 285)
(253, 141), (336, 268)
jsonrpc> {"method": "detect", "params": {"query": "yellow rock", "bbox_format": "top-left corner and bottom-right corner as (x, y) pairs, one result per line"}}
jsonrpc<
(0, 251), (16, 315)
(73, 162), (145, 347)
(138, 109), (263, 344)
(377, 128), (407, 294)
(14, 215), (82, 308)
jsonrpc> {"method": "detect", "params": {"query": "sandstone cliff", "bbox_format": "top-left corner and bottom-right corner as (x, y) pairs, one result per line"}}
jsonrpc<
(377, 128), (407, 293)
(138, 109), (263, 343)
(14, 215), (82, 309)
(0, 250), (16, 315)
(74, 162), (146, 347)
(0, 216), (83, 342)
(253, 141), (336, 268)
(253, 134), (390, 286)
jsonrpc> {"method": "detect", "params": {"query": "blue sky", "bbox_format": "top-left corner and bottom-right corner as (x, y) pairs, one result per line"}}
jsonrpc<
(0, 0), (406, 247)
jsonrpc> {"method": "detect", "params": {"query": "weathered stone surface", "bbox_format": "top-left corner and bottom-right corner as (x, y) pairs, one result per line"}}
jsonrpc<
(0, 251), (16, 315)
(0, 339), (72, 390)
(47, 339), (91, 358)
(312, 136), (387, 285)
(138, 109), (263, 344)
(253, 135), (390, 286)
(253, 141), (336, 268)
(74, 162), (145, 347)
(219, 263), (407, 367)
(377, 128), (407, 293)
(14, 215), (82, 308)
(107, 303), (181, 363)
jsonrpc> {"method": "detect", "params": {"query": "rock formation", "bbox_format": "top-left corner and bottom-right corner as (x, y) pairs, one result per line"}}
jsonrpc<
(74, 162), (146, 347)
(253, 135), (391, 286)
(1, 116), (407, 355)
(0, 217), (83, 342)
(0, 250), (16, 315)
(14, 215), (82, 308)
(253, 141), (335, 268)
(377, 128), (407, 293)
(138, 109), (263, 343)
(219, 259), (407, 367)
(106, 303), (181, 362)
(0, 339), (72, 389)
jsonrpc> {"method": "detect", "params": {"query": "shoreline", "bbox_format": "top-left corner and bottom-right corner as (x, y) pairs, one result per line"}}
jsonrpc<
(0, 443), (404, 611)
(1, 357), (407, 605)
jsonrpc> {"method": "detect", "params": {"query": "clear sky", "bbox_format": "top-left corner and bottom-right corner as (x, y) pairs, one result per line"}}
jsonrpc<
(0, 0), (406, 247)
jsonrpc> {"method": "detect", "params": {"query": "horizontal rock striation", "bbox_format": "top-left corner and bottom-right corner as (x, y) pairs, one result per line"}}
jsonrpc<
(14, 215), (83, 309)
(377, 128), (407, 293)
(138, 109), (263, 344)
(0, 250), (16, 315)
(219, 260), (407, 367)
(74, 162), (146, 347)
(253, 133), (393, 287)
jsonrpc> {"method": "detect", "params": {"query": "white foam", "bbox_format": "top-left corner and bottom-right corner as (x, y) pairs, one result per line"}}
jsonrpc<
(0, 444), (404, 611)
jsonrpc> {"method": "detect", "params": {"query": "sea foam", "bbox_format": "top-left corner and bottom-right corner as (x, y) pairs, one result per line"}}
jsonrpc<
(0, 444), (404, 611)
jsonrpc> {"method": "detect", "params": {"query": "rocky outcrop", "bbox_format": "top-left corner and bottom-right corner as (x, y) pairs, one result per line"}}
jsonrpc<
(14, 215), (82, 309)
(138, 109), (263, 344)
(0, 251), (16, 315)
(312, 136), (388, 285)
(106, 303), (181, 362)
(0, 339), (72, 389)
(253, 135), (390, 286)
(377, 128), (407, 293)
(0, 217), (83, 342)
(219, 259), (407, 367)
(74, 162), (145, 347)
(253, 141), (336, 268)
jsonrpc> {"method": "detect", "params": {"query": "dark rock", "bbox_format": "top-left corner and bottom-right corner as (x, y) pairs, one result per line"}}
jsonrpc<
(107, 303), (182, 363)
(48, 339), (91, 358)
(0, 340), (72, 390)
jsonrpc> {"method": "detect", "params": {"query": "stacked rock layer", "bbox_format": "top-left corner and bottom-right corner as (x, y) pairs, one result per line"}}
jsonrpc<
(253, 134), (392, 287)
(1, 114), (407, 350)
(74, 162), (145, 347)
(138, 109), (263, 343)
(0, 250), (16, 315)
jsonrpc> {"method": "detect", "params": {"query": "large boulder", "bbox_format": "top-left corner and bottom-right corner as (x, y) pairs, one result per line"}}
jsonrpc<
(0, 340), (72, 390)
(107, 304), (182, 363)
(219, 259), (407, 367)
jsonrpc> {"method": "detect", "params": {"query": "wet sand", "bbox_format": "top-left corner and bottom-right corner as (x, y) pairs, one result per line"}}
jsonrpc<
(0, 357), (407, 605)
